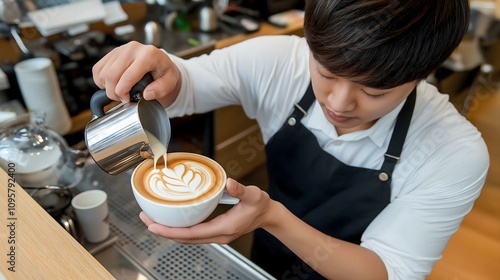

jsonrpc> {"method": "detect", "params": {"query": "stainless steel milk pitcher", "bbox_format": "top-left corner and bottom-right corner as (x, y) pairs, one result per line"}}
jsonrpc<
(85, 73), (170, 175)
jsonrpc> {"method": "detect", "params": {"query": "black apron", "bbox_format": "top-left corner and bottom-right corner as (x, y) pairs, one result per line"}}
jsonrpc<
(251, 83), (416, 279)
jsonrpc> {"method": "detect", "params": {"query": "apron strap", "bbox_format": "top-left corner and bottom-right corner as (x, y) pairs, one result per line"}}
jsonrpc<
(380, 88), (417, 178)
(288, 83), (316, 123)
(288, 82), (416, 179)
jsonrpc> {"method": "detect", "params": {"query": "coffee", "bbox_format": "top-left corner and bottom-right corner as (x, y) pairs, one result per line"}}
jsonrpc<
(132, 153), (226, 205)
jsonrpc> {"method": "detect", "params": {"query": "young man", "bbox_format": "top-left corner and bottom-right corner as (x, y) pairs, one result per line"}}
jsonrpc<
(92, 0), (489, 279)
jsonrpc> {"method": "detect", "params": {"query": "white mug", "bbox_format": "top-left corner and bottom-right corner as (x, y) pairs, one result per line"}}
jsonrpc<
(71, 190), (110, 243)
(131, 152), (239, 227)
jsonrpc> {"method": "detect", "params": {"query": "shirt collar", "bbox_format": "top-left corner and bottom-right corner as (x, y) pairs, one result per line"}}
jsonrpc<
(305, 99), (406, 147)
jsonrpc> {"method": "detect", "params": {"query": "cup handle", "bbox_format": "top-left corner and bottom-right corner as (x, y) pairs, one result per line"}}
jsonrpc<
(219, 191), (239, 205)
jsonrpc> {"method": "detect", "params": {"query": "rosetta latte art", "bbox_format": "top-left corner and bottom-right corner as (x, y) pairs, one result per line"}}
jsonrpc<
(146, 160), (215, 201)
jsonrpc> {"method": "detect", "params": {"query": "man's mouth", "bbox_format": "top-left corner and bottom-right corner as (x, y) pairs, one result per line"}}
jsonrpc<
(326, 109), (353, 123)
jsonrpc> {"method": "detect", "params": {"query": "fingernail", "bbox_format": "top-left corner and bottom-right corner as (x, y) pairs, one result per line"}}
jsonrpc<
(148, 225), (158, 234)
(139, 213), (146, 223)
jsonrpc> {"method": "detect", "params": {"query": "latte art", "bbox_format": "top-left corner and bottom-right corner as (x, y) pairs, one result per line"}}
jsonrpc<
(132, 152), (231, 227)
(133, 152), (225, 206)
(145, 160), (216, 201)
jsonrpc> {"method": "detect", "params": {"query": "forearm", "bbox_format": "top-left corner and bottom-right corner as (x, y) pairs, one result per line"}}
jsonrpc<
(263, 201), (388, 280)
(163, 53), (242, 117)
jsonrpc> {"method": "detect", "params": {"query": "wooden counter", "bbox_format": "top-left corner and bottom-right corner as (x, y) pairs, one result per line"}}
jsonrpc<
(0, 168), (115, 279)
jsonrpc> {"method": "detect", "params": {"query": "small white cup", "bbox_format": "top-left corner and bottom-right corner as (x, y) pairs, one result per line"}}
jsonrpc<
(131, 153), (239, 228)
(71, 190), (110, 243)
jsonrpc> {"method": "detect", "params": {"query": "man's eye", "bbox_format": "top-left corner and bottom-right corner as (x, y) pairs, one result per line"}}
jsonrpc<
(363, 90), (386, 99)
(318, 70), (334, 79)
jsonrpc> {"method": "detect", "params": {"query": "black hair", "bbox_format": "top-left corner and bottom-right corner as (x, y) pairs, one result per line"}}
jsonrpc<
(304, 0), (470, 88)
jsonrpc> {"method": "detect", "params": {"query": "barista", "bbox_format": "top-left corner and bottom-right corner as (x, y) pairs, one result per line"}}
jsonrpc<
(92, 0), (490, 279)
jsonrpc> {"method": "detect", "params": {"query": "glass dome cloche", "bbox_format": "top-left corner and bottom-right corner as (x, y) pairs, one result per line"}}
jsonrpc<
(0, 111), (87, 188)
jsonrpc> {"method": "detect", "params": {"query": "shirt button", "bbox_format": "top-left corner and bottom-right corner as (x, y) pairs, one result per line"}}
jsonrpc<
(332, 140), (343, 146)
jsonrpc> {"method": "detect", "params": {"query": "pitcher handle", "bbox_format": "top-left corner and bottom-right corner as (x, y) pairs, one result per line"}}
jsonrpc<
(89, 89), (111, 118)
(89, 73), (155, 117)
(130, 72), (154, 102)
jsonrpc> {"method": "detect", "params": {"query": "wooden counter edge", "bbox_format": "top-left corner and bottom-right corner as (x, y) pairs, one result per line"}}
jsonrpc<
(0, 168), (115, 279)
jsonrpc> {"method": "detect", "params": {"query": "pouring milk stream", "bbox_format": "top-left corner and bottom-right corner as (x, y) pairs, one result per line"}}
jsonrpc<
(145, 130), (167, 170)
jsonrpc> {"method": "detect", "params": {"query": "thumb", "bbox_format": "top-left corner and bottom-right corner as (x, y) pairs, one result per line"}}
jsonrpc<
(225, 178), (246, 199)
(142, 84), (160, 100)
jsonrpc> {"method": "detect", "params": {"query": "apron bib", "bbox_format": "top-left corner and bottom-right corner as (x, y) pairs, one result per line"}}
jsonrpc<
(252, 83), (416, 279)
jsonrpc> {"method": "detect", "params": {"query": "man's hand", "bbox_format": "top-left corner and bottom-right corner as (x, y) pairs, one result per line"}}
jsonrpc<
(139, 178), (274, 244)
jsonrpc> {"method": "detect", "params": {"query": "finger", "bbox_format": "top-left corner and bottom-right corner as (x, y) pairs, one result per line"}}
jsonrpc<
(114, 62), (154, 102)
(141, 83), (161, 101)
(139, 211), (155, 226)
(225, 178), (246, 199)
(103, 61), (127, 103)
(143, 181), (251, 242)
(101, 46), (141, 103)
(147, 213), (234, 240)
(92, 51), (127, 102)
(226, 178), (266, 205)
(95, 42), (147, 103)
(140, 212), (233, 244)
(112, 45), (168, 103)
(92, 64), (105, 89)
(168, 235), (235, 245)
(141, 71), (177, 101)
(128, 50), (179, 103)
(92, 50), (115, 89)
(148, 224), (237, 244)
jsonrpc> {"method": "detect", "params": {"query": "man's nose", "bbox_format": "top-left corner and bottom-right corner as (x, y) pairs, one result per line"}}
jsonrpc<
(328, 83), (356, 113)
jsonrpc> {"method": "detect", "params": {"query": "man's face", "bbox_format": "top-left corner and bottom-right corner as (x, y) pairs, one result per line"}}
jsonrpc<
(309, 54), (417, 135)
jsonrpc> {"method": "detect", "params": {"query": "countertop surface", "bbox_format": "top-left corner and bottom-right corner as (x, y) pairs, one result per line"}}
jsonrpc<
(0, 157), (275, 279)
(0, 167), (115, 279)
(74, 158), (275, 280)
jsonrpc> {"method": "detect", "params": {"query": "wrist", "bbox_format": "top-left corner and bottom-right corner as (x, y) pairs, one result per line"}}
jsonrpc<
(262, 199), (288, 233)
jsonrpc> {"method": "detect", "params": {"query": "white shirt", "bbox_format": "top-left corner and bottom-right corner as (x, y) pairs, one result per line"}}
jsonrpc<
(165, 35), (490, 280)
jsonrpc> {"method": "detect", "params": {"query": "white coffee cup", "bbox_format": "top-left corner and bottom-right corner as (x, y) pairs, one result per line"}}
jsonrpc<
(71, 189), (110, 243)
(131, 152), (239, 227)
